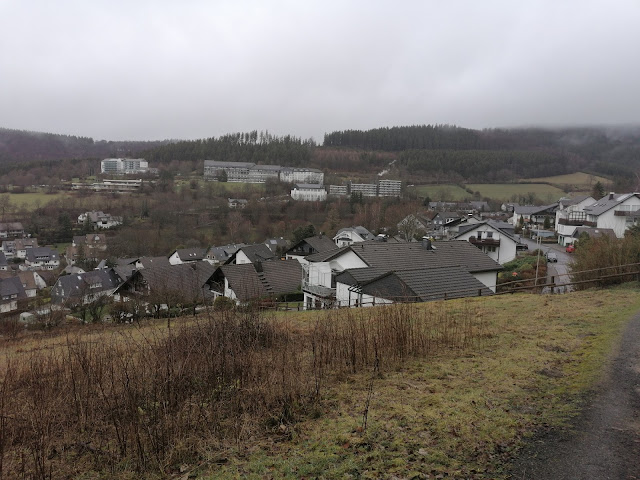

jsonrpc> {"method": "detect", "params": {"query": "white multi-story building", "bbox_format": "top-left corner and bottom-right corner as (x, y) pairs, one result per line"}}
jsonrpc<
(291, 184), (327, 202)
(377, 179), (402, 197)
(280, 168), (324, 185)
(350, 183), (377, 197)
(101, 158), (148, 174)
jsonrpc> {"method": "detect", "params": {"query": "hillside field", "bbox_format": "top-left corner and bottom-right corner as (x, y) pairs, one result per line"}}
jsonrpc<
(408, 183), (568, 202)
(523, 171), (611, 190)
(4, 191), (69, 210)
(1, 285), (639, 479)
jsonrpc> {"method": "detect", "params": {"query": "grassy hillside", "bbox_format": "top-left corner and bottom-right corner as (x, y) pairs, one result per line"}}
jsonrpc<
(1, 286), (638, 479)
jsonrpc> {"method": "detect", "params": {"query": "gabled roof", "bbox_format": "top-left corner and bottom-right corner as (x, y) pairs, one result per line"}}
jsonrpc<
(118, 262), (216, 301)
(286, 235), (337, 257)
(52, 269), (120, 302)
(333, 226), (374, 241)
(454, 220), (519, 243)
(0, 252), (7, 267)
(138, 256), (171, 269)
(0, 276), (26, 300)
(173, 247), (207, 262)
(307, 240), (502, 273)
(572, 227), (617, 239)
(217, 264), (266, 301)
(26, 247), (59, 262)
(582, 193), (640, 216)
(559, 195), (594, 208)
(207, 243), (246, 263)
(514, 203), (558, 215)
(213, 260), (302, 302)
(0, 222), (24, 232)
(337, 265), (493, 303)
(225, 243), (275, 264)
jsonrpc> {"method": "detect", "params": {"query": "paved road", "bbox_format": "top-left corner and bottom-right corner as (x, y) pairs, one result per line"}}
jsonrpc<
(519, 238), (574, 292)
(509, 312), (640, 479)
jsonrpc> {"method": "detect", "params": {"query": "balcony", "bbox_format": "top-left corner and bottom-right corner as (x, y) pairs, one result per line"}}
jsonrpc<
(557, 218), (596, 227)
(469, 237), (500, 247)
(614, 209), (640, 217)
(302, 282), (336, 298)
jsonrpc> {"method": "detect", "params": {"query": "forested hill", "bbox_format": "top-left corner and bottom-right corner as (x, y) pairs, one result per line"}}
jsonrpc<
(0, 128), (170, 163)
(323, 125), (640, 179)
(141, 131), (315, 167)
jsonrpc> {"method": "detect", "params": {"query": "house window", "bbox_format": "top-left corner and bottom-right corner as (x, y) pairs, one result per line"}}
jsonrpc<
(486, 232), (493, 238)
(477, 231), (483, 239)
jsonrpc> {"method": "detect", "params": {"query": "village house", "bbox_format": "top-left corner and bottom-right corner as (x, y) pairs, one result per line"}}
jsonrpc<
(512, 203), (558, 229)
(22, 247), (60, 271)
(285, 234), (337, 265)
(227, 198), (248, 209)
(77, 211), (123, 229)
(301, 240), (502, 310)
(51, 269), (121, 306)
(207, 259), (302, 304)
(263, 237), (289, 254)
(1, 238), (39, 259)
(65, 234), (108, 265)
(205, 243), (246, 265)
(114, 262), (216, 309)
(0, 252), (8, 271)
(333, 226), (374, 247)
(454, 220), (523, 264)
(0, 222), (24, 239)
(0, 276), (27, 313)
(0, 271), (47, 298)
(168, 247), (208, 265)
(554, 193), (640, 243)
(224, 243), (276, 265)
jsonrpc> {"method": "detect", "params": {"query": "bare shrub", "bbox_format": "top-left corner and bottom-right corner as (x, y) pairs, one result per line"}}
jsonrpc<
(0, 300), (488, 478)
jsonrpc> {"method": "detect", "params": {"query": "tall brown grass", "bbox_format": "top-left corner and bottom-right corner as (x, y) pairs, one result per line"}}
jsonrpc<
(0, 300), (488, 479)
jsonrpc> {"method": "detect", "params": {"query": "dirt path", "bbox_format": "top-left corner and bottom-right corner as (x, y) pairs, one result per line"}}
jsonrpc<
(509, 312), (640, 479)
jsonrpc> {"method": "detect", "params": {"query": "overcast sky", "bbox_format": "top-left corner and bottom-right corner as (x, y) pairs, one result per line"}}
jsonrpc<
(1, 0), (639, 142)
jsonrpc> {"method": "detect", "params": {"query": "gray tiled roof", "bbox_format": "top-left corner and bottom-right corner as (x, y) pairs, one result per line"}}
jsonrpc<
(287, 235), (337, 257)
(52, 269), (120, 303)
(337, 266), (492, 303)
(226, 243), (275, 264)
(213, 260), (302, 302)
(26, 247), (59, 262)
(0, 276), (26, 300)
(120, 262), (215, 301)
(175, 247), (207, 262)
(138, 256), (171, 268)
(582, 193), (639, 216)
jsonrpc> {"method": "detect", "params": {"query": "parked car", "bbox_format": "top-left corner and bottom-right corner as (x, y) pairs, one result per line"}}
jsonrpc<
(516, 243), (529, 251)
(566, 244), (575, 253)
(546, 251), (558, 263)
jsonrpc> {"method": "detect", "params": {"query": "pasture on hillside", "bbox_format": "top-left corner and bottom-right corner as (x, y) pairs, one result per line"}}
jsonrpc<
(466, 183), (567, 202)
(407, 184), (470, 201)
(3, 191), (70, 211)
(523, 172), (611, 190)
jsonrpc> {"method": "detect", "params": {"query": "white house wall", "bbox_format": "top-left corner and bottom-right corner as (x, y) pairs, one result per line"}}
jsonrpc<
(335, 282), (393, 307)
(235, 250), (252, 264)
(169, 252), (182, 265)
(473, 271), (497, 293)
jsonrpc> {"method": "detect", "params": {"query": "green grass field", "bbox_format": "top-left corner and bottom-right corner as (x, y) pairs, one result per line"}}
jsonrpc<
(523, 171), (611, 189)
(4, 191), (70, 210)
(466, 183), (567, 202)
(407, 184), (470, 201)
(408, 183), (568, 202)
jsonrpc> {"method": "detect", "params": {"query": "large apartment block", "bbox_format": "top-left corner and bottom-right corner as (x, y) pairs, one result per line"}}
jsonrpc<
(101, 158), (149, 174)
(329, 179), (402, 198)
(203, 160), (324, 184)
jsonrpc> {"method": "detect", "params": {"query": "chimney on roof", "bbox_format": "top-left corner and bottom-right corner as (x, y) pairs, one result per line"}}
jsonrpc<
(422, 237), (433, 250)
(609, 192), (615, 200)
(255, 261), (263, 272)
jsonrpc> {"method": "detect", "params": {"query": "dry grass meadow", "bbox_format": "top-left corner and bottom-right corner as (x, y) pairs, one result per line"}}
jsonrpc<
(0, 285), (638, 479)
